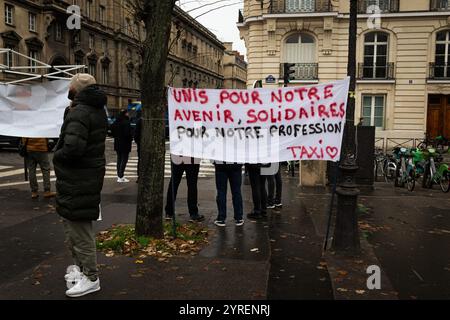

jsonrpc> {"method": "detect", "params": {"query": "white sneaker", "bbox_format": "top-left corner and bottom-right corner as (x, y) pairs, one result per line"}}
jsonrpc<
(117, 177), (123, 183)
(121, 177), (130, 183)
(65, 265), (80, 277)
(64, 265), (82, 289)
(65, 275), (101, 298)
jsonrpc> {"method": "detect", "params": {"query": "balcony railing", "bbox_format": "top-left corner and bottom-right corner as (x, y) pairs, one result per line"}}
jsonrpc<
(280, 63), (318, 80)
(358, 63), (395, 80)
(428, 63), (450, 79)
(431, 0), (450, 11)
(358, 0), (399, 13)
(269, 0), (332, 14)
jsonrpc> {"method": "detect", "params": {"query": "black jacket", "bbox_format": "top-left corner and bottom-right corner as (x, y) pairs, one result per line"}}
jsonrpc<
(53, 85), (108, 221)
(111, 116), (133, 153)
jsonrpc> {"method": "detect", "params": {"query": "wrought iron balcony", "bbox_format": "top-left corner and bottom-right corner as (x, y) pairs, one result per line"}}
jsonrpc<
(430, 0), (450, 11)
(358, 63), (395, 80)
(280, 63), (318, 80)
(269, 0), (332, 14)
(428, 63), (450, 79)
(358, 0), (399, 13)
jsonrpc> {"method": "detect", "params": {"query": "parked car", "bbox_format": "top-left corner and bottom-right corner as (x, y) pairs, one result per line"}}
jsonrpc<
(0, 135), (21, 149)
(104, 106), (116, 136)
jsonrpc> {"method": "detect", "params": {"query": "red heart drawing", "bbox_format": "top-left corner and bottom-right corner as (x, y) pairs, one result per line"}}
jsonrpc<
(326, 147), (339, 159)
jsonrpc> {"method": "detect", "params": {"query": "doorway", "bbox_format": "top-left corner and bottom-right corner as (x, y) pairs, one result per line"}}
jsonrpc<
(427, 94), (450, 138)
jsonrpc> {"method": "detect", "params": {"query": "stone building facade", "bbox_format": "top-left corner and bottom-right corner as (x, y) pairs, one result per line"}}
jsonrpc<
(238, 0), (450, 148)
(223, 42), (247, 89)
(166, 6), (225, 90)
(1, 1), (226, 114)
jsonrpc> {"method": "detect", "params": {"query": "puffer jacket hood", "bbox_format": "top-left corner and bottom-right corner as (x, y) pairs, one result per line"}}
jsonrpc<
(73, 85), (107, 109)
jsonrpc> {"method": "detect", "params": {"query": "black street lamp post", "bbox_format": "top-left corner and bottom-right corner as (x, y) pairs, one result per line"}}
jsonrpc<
(332, 0), (360, 254)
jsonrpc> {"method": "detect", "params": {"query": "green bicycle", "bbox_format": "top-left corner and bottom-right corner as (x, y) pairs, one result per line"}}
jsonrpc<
(422, 148), (450, 193)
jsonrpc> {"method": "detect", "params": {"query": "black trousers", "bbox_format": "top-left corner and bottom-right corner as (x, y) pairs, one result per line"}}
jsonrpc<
(116, 152), (129, 178)
(136, 144), (141, 177)
(267, 167), (282, 205)
(165, 162), (200, 217)
(246, 164), (267, 215)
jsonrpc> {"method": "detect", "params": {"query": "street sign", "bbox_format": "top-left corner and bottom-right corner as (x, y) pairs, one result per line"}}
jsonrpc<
(265, 75), (276, 84)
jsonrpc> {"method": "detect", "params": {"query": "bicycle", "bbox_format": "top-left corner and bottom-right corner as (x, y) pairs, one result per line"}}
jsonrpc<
(394, 147), (416, 191)
(373, 149), (396, 183)
(422, 148), (450, 193)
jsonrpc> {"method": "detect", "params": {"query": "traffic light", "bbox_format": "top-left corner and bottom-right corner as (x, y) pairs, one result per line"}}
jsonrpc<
(283, 63), (296, 85)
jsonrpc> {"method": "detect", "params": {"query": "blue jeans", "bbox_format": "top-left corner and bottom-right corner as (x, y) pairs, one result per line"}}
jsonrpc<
(215, 165), (243, 221)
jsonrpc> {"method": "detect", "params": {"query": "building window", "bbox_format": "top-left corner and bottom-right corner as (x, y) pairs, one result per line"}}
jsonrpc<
(55, 23), (63, 41)
(5, 46), (15, 67)
(362, 95), (385, 128)
(29, 12), (36, 32)
(434, 30), (450, 78)
(5, 4), (14, 25)
(29, 50), (38, 73)
(128, 69), (134, 88)
(99, 5), (105, 24)
(88, 62), (96, 77)
(284, 33), (315, 62)
(75, 55), (84, 66)
(86, 0), (93, 19)
(102, 65), (109, 84)
(363, 32), (389, 78)
(89, 34), (95, 50)
(125, 18), (131, 36)
(283, 33), (317, 80)
(102, 39), (107, 54)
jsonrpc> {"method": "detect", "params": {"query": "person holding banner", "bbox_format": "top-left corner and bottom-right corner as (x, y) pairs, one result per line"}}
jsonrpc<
(165, 156), (205, 222)
(53, 73), (107, 298)
(213, 161), (244, 227)
(246, 164), (268, 220)
(267, 165), (282, 209)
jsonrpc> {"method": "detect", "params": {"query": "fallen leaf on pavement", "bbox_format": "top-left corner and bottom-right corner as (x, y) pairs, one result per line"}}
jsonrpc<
(355, 290), (366, 294)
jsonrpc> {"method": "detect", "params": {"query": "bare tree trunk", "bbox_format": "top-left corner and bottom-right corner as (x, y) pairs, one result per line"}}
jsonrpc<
(135, 0), (176, 238)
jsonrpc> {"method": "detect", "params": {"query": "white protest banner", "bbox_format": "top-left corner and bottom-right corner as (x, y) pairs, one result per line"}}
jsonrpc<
(168, 77), (350, 163)
(0, 80), (70, 138)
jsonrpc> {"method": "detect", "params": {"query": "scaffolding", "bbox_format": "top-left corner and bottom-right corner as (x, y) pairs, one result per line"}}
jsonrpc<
(0, 48), (85, 85)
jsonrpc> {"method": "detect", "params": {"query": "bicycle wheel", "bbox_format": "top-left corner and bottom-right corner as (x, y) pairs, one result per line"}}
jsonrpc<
(422, 164), (432, 189)
(407, 169), (415, 192)
(394, 167), (403, 187)
(374, 159), (379, 182)
(440, 171), (450, 193)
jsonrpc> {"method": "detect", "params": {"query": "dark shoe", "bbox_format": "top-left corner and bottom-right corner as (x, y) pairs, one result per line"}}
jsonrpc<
(267, 204), (275, 209)
(247, 212), (262, 220)
(235, 219), (244, 226)
(274, 203), (283, 208)
(214, 220), (226, 227)
(189, 214), (205, 222)
(165, 214), (174, 221)
(31, 192), (39, 199)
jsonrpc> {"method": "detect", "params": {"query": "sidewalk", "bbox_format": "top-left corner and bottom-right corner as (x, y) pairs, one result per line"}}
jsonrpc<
(0, 169), (449, 299)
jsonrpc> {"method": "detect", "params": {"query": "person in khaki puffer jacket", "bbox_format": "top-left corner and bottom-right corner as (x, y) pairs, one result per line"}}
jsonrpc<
(22, 138), (56, 199)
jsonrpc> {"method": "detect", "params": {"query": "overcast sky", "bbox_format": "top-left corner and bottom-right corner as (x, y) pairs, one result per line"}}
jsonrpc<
(177, 0), (246, 59)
